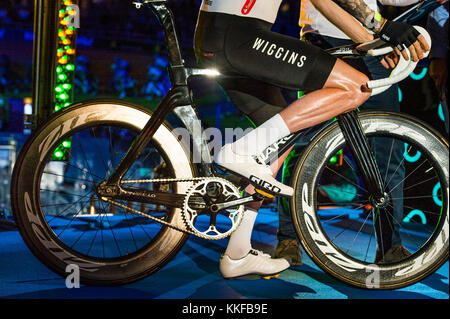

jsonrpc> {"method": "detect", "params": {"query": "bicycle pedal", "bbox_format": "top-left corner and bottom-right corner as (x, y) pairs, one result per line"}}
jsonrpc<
(254, 188), (275, 199)
(261, 273), (280, 280)
(224, 273), (281, 280)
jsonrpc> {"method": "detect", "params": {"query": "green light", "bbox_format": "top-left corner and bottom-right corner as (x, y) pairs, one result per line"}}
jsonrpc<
(62, 83), (72, 90)
(66, 64), (75, 71)
(62, 140), (71, 148)
(64, 103), (71, 107)
(54, 151), (64, 158)
(59, 93), (68, 100)
(58, 74), (67, 81)
(330, 156), (337, 164)
(55, 86), (63, 93)
(56, 66), (63, 73)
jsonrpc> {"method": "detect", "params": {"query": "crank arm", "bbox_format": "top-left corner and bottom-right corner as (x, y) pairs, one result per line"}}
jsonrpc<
(210, 194), (260, 212)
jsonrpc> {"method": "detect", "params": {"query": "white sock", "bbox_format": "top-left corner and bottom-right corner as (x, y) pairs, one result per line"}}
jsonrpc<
(224, 208), (258, 260)
(231, 114), (291, 156)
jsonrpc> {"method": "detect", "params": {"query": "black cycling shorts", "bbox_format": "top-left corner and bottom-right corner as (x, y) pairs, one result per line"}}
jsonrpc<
(194, 11), (337, 124)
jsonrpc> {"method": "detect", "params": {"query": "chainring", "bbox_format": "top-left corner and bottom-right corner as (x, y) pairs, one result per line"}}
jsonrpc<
(182, 177), (244, 240)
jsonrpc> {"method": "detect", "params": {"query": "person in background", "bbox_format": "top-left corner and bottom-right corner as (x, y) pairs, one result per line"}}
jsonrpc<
(428, 2), (449, 132)
(274, 0), (447, 266)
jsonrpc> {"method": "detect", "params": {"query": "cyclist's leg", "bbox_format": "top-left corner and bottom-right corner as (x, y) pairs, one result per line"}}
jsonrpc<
(278, 58), (371, 132)
(195, 16), (293, 275)
(218, 77), (296, 259)
(215, 24), (371, 196)
(304, 34), (406, 261)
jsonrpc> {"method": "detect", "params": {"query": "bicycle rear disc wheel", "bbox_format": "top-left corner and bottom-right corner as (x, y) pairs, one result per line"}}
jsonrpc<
(291, 112), (449, 289)
(11, 100), (196, 286)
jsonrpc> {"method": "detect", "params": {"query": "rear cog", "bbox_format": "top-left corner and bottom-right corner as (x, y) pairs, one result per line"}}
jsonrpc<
(182, 178), (244, 240)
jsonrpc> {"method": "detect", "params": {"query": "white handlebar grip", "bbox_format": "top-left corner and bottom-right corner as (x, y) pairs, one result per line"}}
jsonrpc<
(367, 26), (432, 95)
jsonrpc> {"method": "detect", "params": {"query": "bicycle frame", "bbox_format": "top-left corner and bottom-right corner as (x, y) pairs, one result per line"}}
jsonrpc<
(97, 1), (221, 206)
(97, 0), (387, 207)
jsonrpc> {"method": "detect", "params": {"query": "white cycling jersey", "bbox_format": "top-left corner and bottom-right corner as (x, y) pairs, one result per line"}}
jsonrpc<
(200, 0), (283, 24)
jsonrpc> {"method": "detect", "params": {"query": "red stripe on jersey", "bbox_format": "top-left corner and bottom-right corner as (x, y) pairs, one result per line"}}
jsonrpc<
(241, 0), (256, 15)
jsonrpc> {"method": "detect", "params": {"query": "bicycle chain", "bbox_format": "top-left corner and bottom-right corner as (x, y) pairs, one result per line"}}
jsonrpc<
(102, 176), (239, 240)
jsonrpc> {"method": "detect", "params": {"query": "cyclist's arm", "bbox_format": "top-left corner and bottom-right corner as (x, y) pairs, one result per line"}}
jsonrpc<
(328, 0), (429, 61)
(325, 0), (385, 31)
(309, 0), (374, 42)
(378, 0), (420, 6)
(310, 0), (399, 68)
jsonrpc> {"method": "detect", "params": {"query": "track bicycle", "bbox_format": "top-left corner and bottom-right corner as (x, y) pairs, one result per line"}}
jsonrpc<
(11, 0), (448, 289)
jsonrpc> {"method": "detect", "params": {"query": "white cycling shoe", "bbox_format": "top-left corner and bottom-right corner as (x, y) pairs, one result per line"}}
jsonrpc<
(215, 144), (294, 197)
(219, 249), (290, 279)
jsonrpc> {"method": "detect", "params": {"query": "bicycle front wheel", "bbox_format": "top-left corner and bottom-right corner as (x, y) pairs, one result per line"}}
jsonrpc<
(291, 111), (448, 289)
(11, 99), (196, 286)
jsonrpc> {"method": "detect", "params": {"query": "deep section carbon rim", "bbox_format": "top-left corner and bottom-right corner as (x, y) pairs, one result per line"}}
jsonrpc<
(37, 123), (175, 260)
(292, 113), (448, 289)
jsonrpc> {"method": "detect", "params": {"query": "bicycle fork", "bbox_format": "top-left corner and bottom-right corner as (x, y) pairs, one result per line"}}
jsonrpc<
(337, 111), (388, 207)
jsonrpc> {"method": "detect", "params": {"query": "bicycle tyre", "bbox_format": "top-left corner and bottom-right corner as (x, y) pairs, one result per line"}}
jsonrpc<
(291, 111), (449, 289)
(11, 99), (196, 286)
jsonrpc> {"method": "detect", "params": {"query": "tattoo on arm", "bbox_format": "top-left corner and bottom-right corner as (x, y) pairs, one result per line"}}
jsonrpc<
(332, 0), (383, 31)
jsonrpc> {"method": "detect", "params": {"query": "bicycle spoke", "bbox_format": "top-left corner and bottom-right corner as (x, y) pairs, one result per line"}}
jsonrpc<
(384, 202), (424, 249)
(43, 171), (97, 185)
(61, 161), (105, 182)
(345, 206), (374, 255)
(40, 188), (91, 198)
(122, 203), (140, 252)
(320, 212), (353, 223)
(41, 199), (91, 208)
(385, 152), (407, 189)
(75, 135), (99, 183)
(43, 191), (94, 224)
(364, 223), (375, 263)
(402, 203), (443, 216)
(99, 199), (123, 257)
(86, 212), (108, 256)
(403, 175), (439, 192)
(383, 138), (396, 185)
(389, 159), (428, 194)
(317, 183), (365, 199)
(90, 127), (111, 178)
(55, 194), (92, 238)
(323, 165), (367, 193)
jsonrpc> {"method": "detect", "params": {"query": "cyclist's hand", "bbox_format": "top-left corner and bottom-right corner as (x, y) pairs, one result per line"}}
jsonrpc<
(377, 20), (430, 62)
(380, 51), (400, 69)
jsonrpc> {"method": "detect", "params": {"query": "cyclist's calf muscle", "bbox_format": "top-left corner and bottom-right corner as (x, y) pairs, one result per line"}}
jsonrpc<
(280, 59), (371, 134)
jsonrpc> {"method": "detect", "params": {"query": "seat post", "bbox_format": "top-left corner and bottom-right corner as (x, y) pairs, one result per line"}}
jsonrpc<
(149, 2), (184, 67)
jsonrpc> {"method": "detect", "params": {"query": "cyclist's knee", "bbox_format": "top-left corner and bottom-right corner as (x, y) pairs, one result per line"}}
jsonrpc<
(325, 61), (371, 111)
(349, 73), (371, 109)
